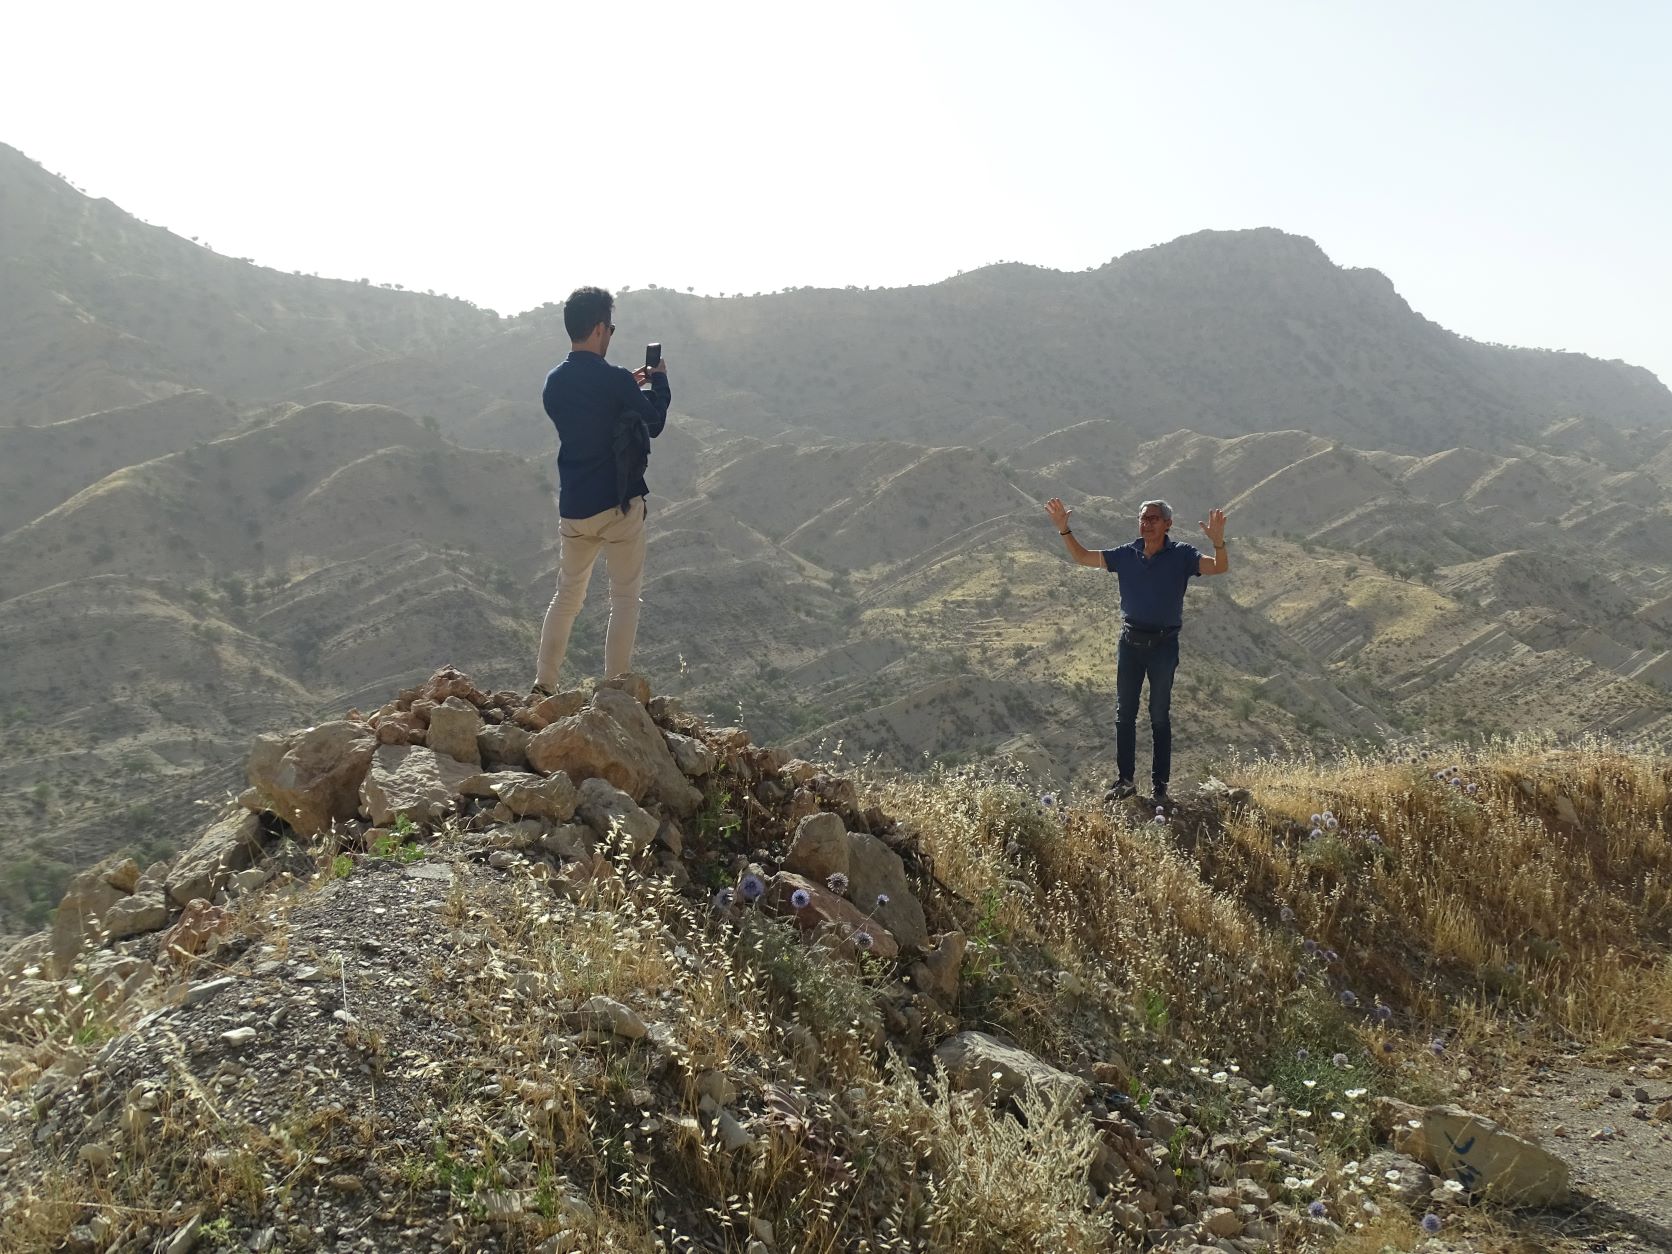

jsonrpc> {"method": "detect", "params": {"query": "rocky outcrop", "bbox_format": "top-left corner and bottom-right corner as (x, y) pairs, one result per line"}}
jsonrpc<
(359, 745), (480, 826)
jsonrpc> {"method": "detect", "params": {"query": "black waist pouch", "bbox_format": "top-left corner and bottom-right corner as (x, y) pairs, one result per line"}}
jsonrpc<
(1121, 624), (1176, 649)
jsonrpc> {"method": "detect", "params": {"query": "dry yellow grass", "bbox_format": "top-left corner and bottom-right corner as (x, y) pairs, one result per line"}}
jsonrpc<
(882, 735), (1672, 1070)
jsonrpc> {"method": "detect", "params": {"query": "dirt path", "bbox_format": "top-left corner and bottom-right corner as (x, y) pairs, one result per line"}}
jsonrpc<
(1491, 1037), (1672, 1253)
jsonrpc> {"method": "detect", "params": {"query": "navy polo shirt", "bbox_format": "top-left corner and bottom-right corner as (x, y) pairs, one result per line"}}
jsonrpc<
(542, 350), (670, 519)
(1101, 536), (1204, 629)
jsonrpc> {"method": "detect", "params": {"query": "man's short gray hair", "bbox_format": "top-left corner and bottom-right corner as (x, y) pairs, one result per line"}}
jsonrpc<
(1140, 499), (1173, 522)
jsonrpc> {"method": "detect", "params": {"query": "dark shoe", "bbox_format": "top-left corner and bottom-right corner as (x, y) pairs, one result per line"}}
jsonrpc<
(1104, 780), (1137, 803)
(529, 683), (554, 701)
(1152, 784), (1169, 804)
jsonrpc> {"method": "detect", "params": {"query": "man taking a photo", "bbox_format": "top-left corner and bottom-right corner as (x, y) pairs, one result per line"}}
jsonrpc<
(1044, 496), (1230, 803)
(532, 286), (670, 696)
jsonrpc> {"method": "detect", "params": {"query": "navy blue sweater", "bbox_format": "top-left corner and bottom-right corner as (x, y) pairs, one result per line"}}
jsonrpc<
(542, 350), (670, 519)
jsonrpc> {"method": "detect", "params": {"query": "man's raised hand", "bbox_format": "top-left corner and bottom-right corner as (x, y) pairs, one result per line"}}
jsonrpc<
(1199, 507), (1227, 546)
(1045, 497), (1072, 533)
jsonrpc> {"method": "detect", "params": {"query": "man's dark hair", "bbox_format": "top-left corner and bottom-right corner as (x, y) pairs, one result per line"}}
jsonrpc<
(563, 286), (614, 342)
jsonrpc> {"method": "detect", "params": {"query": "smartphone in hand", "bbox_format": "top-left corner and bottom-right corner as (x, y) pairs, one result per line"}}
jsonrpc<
(645, 343), (662, 369)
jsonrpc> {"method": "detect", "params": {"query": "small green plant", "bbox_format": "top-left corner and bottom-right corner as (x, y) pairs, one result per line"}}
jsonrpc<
(1141, 987), (1170, 1034)
(330, 854), (354, 879)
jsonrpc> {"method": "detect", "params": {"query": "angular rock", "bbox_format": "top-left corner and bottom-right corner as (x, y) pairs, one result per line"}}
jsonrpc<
(1388, 1100), (1570, 1206)
(415, 666), (489, 707)
(663, 731), (717, 778)
(359, 745), (478, 826)
(528, 707), (652, 796)
(0, 932), (52, 981)
(478, 723), (532, 771)
(102, 896), (170, 941)
(935, 1031), (1091, 1108)
(786, 813), (850, 883)
(533, 689), (590, 725)
(540, 824), (595, 862)
(578, 995), (647, 1039)
(909, 931), (966, 1006)
(589, 688), (703, 815)
(425, 696), (483, 766)
(764, 873), (900, 960)
(247, 720), (377, 837)
(846, 831), (928, 950)
(50, 854), (137, 973)
(496, 773), (579, 822)
(785, 789), (822, 824)
(575, 778), (659, 856)
(457, 769), (537, 800)
(780, 759), (819, 785)
(597, 672), (652, 705)
(166, 812), (265, 909)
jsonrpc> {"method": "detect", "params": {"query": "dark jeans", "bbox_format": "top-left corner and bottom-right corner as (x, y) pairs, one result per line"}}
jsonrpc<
(1115, 633), (1180, 790)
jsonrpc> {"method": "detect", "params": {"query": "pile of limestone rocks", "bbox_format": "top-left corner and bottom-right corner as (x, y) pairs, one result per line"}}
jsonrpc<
(0, 666), (1584, 1252)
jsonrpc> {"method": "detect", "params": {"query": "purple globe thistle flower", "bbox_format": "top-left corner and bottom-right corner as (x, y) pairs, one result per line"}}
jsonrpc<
(1338, 989), (1358, 1008)
(1465, 783), (1478, 795)
(739, 873), (765, 902)
(1309, 827), (1324, 840)
(1323, 949), (1339, 964)
(1308, 1200), (1327, 1218)
(1302, 938), (1320, 956)
(853, 930), (873, 951)
(1323, 814), (1339, 830)
(1280, 905), (1296, 924)
(1152, 812), (1168, 826)
(1295, 1047), (1310, 1062)
(1451, 776), (1465, 788)
(1374, 1004), (1393, 1022)
(826, 871), (850, 895)
(1310, 813), (1323, 827)
(1429, 1037), (1446, 1056)
(1382, 1040), (1396, 1054)
(1433, 770), (1448, 781)
(1332, 1051), (1349, 1067)
(790, 887), (812, 910)
(1041, 793), (1056, 808)
(875, 893), (890, 908)
(1422, 1213), (1443, 1234)
(712, 887), (735, 909)
(1365, 832), (1383, 845)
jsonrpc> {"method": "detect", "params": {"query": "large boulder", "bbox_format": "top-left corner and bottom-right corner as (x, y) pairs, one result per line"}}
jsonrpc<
(526, 694), (701, 816)
(528, 707), (652, 796)
(589, 689), (702, 815)
(247, 721), (377, 837)
(166, 812), (266, 908)
(425, 696), (483, 766)
(935, 1031), (1091, 1108)
(845, 832), (928, 950)
(360, 745), (479, 826)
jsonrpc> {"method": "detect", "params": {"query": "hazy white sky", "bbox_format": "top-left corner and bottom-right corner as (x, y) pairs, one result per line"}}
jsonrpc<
(7, 1), (1670, 385)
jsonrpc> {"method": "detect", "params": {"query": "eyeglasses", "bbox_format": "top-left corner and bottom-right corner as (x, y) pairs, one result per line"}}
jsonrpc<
(607, 324), (616, 334)
(1139, 515), (1164, 524)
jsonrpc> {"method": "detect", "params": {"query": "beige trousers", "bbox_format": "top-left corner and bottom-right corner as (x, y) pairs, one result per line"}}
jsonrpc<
(535, 496), (646, 688)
